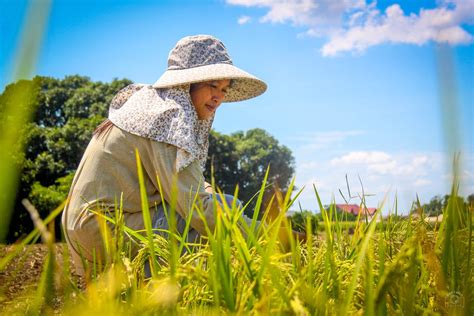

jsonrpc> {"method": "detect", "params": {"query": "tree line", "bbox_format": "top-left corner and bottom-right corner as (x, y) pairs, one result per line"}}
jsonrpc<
(0, 75), (295, 242)
(412, 194), (474, 217)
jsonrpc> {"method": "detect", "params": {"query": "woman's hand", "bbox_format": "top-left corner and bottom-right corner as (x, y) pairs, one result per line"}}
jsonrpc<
(292, 230), (307, 243)
(277, 226), (307, 251)
(204, 181), (213, 194)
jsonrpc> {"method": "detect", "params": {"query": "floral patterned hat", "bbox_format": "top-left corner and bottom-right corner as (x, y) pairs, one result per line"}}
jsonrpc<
(152, 35), (267, 102)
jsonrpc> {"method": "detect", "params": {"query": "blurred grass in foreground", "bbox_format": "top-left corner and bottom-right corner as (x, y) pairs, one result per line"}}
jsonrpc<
(0, 165), (472, 314)
(0, 0), (52, 242)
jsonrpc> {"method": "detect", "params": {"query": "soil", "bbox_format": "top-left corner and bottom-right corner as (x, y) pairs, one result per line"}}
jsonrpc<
(0, 243), (84, 313)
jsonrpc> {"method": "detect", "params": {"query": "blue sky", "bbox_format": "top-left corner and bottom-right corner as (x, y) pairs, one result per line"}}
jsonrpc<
(2, 0), (473, 214)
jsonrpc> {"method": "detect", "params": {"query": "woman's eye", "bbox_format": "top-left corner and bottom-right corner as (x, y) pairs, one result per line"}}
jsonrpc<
(208, 83), (227, 94)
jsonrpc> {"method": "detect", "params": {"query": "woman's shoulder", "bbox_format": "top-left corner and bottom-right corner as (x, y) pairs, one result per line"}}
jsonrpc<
(110, 84), (148, 110)
(106, 125), (177, 152)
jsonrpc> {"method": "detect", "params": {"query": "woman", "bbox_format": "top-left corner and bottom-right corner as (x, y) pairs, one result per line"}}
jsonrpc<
(62, 35), (300, 276)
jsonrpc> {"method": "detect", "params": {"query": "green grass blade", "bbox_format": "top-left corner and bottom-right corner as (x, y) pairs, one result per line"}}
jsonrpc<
(135, 149), (158, 276)
(342, 207), (381, 314)
(0, 200), (65, 270)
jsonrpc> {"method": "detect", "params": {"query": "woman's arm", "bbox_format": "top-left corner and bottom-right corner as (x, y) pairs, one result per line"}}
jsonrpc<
(141, 142), (218, 236)
(276, 223), (307, 251)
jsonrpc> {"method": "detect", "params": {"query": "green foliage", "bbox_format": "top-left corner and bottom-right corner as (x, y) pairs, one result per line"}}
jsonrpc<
(28, 173), (75, 217)
(1, 75), (132, 241)
(468, 194), (474, 205)
(0, 79), (40, 242)
(205, 129), (295, 210)
(288, 210), (319, 233)
(420, 195), (446, 216)
(413, 194), (472, 217)
(307, 207), (358, 224)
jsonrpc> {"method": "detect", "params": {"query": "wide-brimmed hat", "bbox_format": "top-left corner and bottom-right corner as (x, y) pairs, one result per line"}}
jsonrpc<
(152, 35), (267, 102)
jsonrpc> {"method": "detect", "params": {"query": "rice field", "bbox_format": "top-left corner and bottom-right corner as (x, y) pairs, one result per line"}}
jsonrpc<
(0, 171), (472, 315)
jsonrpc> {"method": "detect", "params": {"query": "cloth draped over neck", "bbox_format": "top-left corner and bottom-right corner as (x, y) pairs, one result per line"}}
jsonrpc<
(108, 84), (213, 172)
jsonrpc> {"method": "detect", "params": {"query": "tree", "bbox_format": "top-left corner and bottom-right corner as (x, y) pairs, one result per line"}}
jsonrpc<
(1, 75), (132, 241)
(467, 194), (474, 206)
(205, 129), (295, 214)
(425, 195), (444, 216)
(411, 193), (473, 217)
(288, 210), (318, 233)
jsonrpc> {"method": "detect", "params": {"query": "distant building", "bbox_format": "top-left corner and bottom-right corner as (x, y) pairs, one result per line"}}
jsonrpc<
(335, 204), (377, 219)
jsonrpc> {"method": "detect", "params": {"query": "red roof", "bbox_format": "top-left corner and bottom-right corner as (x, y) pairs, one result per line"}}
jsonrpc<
(335, 204), (377, 216)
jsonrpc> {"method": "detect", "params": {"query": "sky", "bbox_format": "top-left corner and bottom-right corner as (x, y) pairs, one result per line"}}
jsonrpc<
(1, 0), (473, 214)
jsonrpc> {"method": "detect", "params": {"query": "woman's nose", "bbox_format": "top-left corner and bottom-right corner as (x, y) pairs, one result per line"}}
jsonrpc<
(213, 91), (225, 104)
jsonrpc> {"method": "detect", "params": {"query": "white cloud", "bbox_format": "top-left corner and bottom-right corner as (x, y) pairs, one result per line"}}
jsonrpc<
(298, 161), (319, 171)
(228, 0), (365, 28)
(368, 161), (398, 175)
(414, 179), (432, 187)
(291, 130), (365, 150)
(321, 2), (474, 56)
(463, 169), (473, 179)
(238, 15), (252, 25)
(330, 151), (392, 165)
(226, 0), (474, 56)
(301, 177), (325, 189)
(443, 167), (474, 183)
(413, 155), (429, 166)
(330, 152), (438, 177)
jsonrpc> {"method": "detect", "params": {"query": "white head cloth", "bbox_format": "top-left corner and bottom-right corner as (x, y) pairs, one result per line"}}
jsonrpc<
(108, 84), (212, 172)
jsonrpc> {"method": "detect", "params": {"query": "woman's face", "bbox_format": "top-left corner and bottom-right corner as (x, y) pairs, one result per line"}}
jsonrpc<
(190, 79), (231, 120)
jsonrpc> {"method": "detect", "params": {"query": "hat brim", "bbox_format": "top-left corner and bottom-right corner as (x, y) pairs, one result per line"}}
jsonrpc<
(152, 63), (267, 102)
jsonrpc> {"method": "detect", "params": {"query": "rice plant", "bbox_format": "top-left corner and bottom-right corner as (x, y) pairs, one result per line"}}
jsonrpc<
(0, 159), (472, 315)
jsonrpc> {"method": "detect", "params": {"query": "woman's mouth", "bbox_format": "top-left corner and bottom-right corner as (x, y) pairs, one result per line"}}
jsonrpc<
(205, 104), (216, 112)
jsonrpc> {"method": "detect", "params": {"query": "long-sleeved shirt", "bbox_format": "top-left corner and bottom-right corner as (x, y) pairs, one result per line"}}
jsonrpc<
(62, 125), (252, 264)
